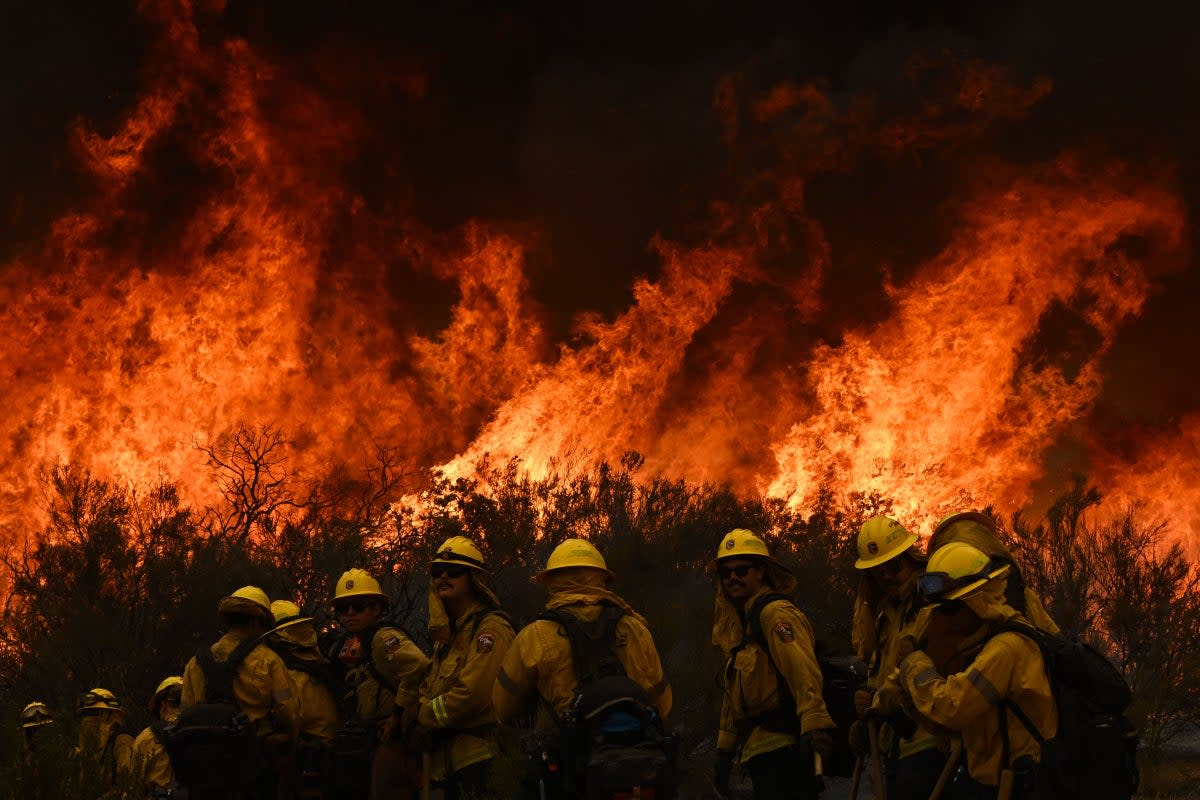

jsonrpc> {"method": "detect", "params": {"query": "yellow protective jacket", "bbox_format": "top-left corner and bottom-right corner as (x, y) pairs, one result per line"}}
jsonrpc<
(717, 587), (836, 764)
(347, 625), (429, 724)
(131, 720), (175, 791)
(897, 611), (1058, 786)
(76, 717), (134, 789)
(493, 588), (672, 727)
(416, 601), (515, 779)
(853, 575), (939, 759)
(289, 661), (340, 746)
(181, 631), (300, 738)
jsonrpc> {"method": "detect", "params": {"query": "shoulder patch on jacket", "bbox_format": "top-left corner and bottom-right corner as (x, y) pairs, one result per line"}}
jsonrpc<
(476, 632), (496, 653)
(773, 621), (794, 641)
(382, 633), (402, 652)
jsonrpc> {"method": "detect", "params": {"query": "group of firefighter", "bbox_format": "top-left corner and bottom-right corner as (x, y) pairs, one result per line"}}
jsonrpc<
(17, 511), (1088, 800)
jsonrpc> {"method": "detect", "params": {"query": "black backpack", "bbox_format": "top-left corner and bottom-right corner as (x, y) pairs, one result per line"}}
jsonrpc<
(538, 604), (678, 799)
(743, 592), (866, 778)
(165, 638), (262, 799)
(990, 621), (1139, 800)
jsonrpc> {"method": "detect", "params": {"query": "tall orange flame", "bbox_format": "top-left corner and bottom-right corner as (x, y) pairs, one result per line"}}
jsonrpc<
(0, 1), (1195, 558)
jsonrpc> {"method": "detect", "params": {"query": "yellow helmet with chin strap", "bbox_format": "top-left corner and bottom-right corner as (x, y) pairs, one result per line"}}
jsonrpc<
(534, 539), (615, 583)
(919, 541), (1011, 602)
(855, 516), (919, 569)
(432, 536), (489, 574)
(21, 702), (53, 729)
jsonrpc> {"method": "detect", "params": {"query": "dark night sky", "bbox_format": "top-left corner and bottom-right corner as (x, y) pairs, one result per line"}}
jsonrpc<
(2, 0), (1199, 432)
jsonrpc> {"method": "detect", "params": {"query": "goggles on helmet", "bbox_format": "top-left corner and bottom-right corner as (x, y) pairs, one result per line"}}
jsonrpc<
(21, 705), (52, 726)
(918, 560), (1003, 602)
(77, 691), (121, 713)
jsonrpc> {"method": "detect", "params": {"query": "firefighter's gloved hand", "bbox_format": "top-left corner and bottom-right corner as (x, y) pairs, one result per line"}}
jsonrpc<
(854, 688), (873, 719)
(712, 749), (734, 799)
(804, 729), (835, 765)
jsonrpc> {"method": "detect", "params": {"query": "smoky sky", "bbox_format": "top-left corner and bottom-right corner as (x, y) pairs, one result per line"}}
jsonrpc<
(2, 0), (1199, 435)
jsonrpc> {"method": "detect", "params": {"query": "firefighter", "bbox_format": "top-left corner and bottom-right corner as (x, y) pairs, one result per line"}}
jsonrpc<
(880, 541), (1057, 799)
(326, 568), (428, 800)
(710, 529), (835, 800)
(76, 687), (135, 796)
(493, 537), (673, 799)
(180, 585), (299, 799)
(927, 512), (1059, 636)
(268, 600), (340, 799)
(19, 701), (54, 795)
(131, 676), (182, 795)
(399, 536), (514, 800)
(850, 516), (944, 800)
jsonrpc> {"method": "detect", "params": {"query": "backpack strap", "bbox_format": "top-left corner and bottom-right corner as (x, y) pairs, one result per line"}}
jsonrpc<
(982, 620), (1049, 772)
(740, 592), (799, 732)
(278, 649), (336, 690)
(538, 604), (628, 691)
(197, 636), (262, 706)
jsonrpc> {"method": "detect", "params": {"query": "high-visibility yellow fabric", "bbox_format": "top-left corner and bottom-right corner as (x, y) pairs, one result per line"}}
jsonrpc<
(181, 630), (299, 738)
(289, 659), (339, 746)
(895, 583), (1058, 787)
(348, 625), (429, 723)
(853, 570), (939, 758)
(76, 716), (133, 787)
(417, 600), (515, 780)
(493, 573), (672, 726)
(928, 518), (1060, 635)
(716, 587), (836, 763)
(131, 716), (176, 791)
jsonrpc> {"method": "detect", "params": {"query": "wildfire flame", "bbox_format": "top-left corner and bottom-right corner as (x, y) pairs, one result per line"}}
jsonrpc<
(0, 2), (1194, 557)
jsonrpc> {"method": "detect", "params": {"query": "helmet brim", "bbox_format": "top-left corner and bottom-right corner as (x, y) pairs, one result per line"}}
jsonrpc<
(942, 564), (1012, 601)
(532, 565), (616, 584)
(854, 532), (921, 569)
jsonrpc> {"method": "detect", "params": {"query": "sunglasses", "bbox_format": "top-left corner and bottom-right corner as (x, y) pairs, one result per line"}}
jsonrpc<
(430, 564), (469, 579)
(333, 599), (375, 615)
(718, 564), (757, 580)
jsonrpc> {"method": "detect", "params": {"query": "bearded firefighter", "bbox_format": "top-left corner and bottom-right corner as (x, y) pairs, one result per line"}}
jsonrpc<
(398, 537), (514, 799)
(711, 529), (835, 800)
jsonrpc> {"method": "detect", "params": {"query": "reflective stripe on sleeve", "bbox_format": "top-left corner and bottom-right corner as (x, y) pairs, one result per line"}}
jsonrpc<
(967, 668), (1003, 705)
(431, 695), (449, 726)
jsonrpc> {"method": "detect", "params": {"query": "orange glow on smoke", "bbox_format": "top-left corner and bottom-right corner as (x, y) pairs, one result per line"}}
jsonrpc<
(0, 2), (1195, 557)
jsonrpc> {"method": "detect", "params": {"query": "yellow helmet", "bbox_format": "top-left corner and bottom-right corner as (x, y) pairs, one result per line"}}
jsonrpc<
(333, 568), (387, 603)
(217, 585), (273, 623)
(932, 511), (998, 539)
(21, 702), (52, 729)
(855, 516), (919, 569)
(919, 541), (1011, 602)
(269, 599), (313, 633)
(713, 528), (770, 561)
(534, 539), (614, 583)
(150, 676), (183, 713)
(431, 536), (489, 574)
(77, 687), (123, 716)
